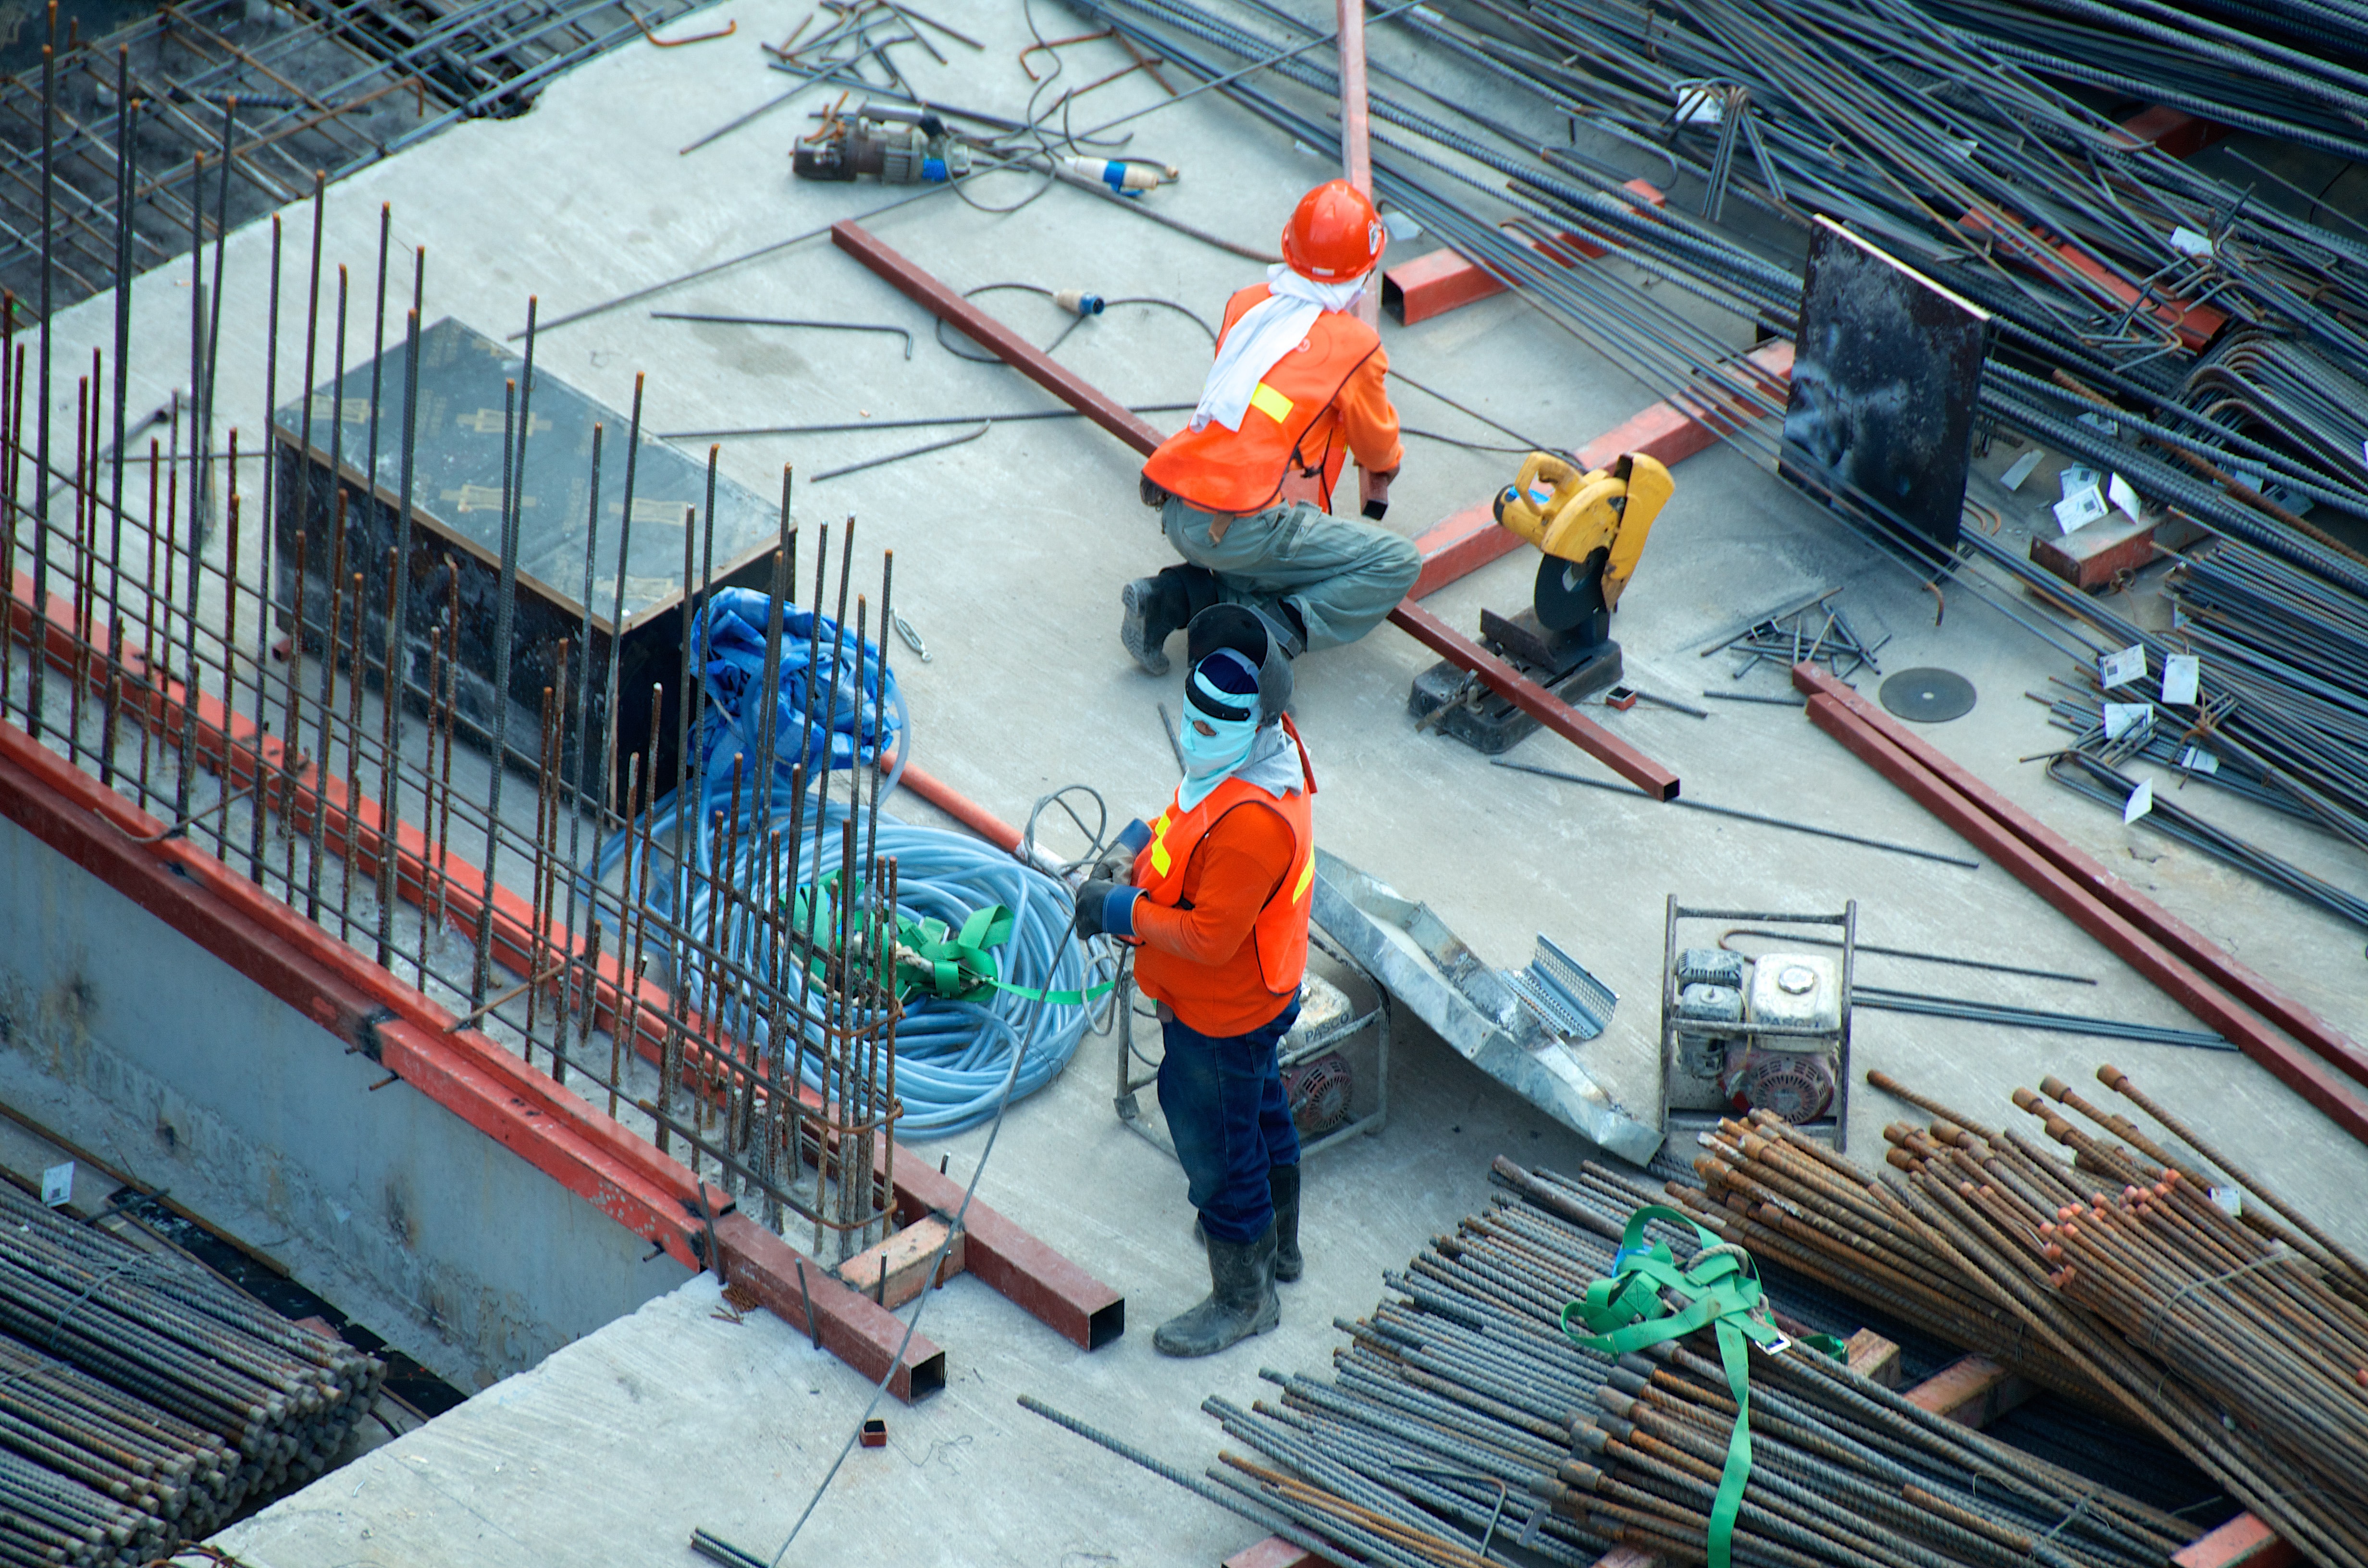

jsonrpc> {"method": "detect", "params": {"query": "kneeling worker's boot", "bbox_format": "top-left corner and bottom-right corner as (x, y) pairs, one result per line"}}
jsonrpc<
(1153, 1225), (1280, 1357)
(1269, 1164), (1304, 1283)
(1120, 565), (1215, 676)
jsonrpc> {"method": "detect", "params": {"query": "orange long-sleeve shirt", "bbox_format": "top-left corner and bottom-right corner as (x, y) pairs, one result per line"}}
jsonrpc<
(1131, 801), (1299, 1037)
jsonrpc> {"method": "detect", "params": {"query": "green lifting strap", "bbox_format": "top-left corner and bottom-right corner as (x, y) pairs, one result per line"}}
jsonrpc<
(786, 873), (1116, 1007)
(1559, 1205), (1842, 1568)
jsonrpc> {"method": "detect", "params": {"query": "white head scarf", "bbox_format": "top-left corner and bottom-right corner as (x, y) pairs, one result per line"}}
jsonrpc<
(1189, 264), (1369, 434)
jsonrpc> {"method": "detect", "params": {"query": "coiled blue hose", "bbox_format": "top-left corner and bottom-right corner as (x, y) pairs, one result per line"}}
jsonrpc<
(585, 600), (1093, 1136)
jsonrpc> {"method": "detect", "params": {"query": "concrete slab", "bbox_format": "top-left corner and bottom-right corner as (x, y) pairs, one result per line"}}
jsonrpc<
(13, 0), (2368, 1556)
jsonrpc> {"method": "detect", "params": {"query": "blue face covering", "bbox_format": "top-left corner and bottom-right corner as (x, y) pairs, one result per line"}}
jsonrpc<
(1178, 650), (1262, 809)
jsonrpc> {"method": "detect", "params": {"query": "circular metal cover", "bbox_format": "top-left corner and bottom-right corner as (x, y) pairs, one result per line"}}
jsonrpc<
(1880, 667), (1977, 723)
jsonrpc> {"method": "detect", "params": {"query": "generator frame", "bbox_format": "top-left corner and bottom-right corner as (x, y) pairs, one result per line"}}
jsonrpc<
(1659, 897), (1856, 1151)
(1110, 924), (1391, 1163)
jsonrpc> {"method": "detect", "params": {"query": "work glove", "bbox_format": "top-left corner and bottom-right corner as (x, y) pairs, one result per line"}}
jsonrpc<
(1074, 879), (1144, 942)
(1360, 465), (1397, 521)
(1091, 818), (1154, 883)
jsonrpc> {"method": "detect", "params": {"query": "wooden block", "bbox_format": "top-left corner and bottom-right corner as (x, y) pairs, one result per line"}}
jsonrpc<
(1382, 182), (1667, 325)
(832, 1216), (965, 1311)
(2120, 105), (2232, 160)
(2030, 510), (2159, 591)
(1902, 1354), (2035, 1428)
(2171, 1514), (2295, 1568)
(1844, 1327), (1902, 1389)
(1222, 1537), (1333, 1568)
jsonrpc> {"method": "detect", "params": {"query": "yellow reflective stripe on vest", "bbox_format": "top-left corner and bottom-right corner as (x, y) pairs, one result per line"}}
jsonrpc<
(1147, 810), (1175, 877)
(1291, 848), (1315, 905)
(1248, 381), (1294, 423)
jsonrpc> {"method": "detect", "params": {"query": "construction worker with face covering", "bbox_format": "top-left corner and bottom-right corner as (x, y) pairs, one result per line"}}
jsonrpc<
(1122, 180), (1420, 675)
(1074, 605), (1317, 1356)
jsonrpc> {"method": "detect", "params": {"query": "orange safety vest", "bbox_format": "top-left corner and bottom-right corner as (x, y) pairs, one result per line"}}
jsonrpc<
(1131, 717), (1319, 1005)
(1141, 284), (1382, 516)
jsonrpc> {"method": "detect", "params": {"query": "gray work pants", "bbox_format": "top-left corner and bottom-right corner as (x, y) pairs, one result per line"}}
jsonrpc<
(1162, 495), (1421, 653)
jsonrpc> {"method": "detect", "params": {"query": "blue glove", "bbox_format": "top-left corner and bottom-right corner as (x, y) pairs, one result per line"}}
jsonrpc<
(1075, 879), (1144, 941)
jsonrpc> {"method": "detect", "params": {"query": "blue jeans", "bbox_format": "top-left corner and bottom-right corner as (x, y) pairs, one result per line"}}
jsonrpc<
(1157, 998), (1302, 1244)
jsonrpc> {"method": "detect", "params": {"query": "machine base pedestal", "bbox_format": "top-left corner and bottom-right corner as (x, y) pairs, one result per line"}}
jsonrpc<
(1409, 637), (1623, 755)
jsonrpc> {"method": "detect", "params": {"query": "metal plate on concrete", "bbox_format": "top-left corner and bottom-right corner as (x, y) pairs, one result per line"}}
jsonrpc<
(1880, 667), (1977, 723)
(1310, 848), (1660, 1163)
(1780, 216), (1994, 559)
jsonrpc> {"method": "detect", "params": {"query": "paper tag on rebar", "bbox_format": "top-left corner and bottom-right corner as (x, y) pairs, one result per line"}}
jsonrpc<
(1673, 83), (1725, 123)
(2179, 746), (2220, 775)
(1998, 449), (2043, 491)
(2097, 645), (2146, 689)
(2208, 1185), (2242, 1216)
(2123, 777), (2154, 824)
(2102, 701), (2153, 741)
(2076, 411), (2120, 438)
(2053, 487), (2109, 534)
(39, 1162), (72, 1209)
(2107, 474), (2143, 522)
(2170, 226), (2213, 258)
(2060, 465), (2101, 500)
(2160, 654), (2199, 706)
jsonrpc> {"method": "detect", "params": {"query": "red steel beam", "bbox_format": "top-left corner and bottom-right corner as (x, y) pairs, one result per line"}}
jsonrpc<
(1796, 684), (2368, 1145)
(832, 221), (1164, 453)
(1795, 665), (2368, 1091)
(886, 1153), (1124, 1349)
(1408, 340), (1794, 599)
(1381, 181), (1668, 326)
(1390, 600), (1679, 799)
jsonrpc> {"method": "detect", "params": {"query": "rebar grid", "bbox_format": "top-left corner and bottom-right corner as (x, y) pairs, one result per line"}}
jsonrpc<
(0, 177), (906, 1262)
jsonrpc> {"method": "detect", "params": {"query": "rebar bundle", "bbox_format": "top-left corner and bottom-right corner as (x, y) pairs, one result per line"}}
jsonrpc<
(1029, 1155), (2199, 1568)
(0, 1180), (382, 1564)
(1671, 1067), (2368, 1568)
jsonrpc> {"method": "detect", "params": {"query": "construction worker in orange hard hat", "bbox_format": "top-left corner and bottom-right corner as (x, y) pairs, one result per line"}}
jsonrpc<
(1123, 180), (1419, 675)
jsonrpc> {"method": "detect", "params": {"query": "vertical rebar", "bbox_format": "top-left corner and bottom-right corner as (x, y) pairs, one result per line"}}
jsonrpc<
(283, 527), (306, 892)
(248, 216), (282, 884)
(341, 569), (365, 931)
(306, 490), (346, 919)
(31, 32), (52, 742)
(378, 299), (423, 960)
(106, 46), (131, 759)
(472, 374), (522, 1012)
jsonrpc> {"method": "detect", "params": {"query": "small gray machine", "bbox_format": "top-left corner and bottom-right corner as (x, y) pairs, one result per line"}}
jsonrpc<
(1659, 897), (1855, 1148)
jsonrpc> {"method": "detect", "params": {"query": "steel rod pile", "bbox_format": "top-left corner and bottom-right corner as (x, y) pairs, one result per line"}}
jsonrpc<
(1080, 0), (2368, 898)
(1031, 1155), (2200, 1568)
(0, 0), (714, 306)
(1672, 1066), (2368, 1568)
(0, 1180), (382, 1563)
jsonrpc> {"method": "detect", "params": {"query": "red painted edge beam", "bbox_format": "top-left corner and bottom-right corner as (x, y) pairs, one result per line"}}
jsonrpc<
(832, 220), (1164, 456)
(0, 694), (951, 1403)
(1390, 600), (1678, 799)
(1795, 665), (2368, 1092)
(1794, 679), (2368, 1144)
(1406, 341), (1795, 600)
(0, 588), (1084, 1381)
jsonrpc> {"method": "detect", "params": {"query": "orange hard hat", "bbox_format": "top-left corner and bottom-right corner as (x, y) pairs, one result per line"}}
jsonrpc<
(1280, 180), (1385, 282)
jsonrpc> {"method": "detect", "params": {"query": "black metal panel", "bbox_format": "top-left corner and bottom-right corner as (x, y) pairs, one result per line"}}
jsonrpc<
(1780, 217), (1992, 559)
(271, 316), (781, 804)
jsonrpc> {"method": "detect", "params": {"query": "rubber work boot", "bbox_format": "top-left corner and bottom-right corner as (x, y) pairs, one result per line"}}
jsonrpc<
(1153, 1225), (1281, 1357)
(1119, 566), (1215, 675)
(1269, 1164), (1304, 1283)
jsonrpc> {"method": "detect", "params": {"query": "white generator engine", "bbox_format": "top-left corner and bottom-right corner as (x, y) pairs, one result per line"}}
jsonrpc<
(1721, 953), (1841, 1121)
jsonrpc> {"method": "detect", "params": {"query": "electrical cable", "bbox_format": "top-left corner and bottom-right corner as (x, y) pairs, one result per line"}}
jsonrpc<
(584, 601), (1101, 1135)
